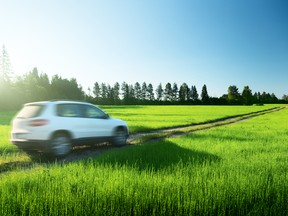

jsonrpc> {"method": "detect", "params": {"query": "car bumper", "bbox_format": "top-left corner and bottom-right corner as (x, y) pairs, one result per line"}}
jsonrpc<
(11, 139), (49, 152)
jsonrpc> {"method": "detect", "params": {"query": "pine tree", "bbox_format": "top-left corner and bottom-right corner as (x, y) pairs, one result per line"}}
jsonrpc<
(0, 45), (13, 83)
(190, 85), (199, 101)
(141, 82), (147, 100)
(93, 82), (101, 99)
(164, 82), (173, 101)
(134, 82), (141, 100)
(156, 83), (163, 101)
(101, 83), (108, 99)
(179, 83), (189, 102)
(121, 82), (130, 104)
(201, 84), (209, 104)
(113, 82), (120, 102)
(172, 83), (178, 101)
(147, 83), (155, 101)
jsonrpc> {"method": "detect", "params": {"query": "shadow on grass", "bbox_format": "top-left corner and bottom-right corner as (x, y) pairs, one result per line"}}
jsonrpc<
(1, 139), (220, 174)
(94, 140), (221, 172)
(0, 149), (55, 174)
(0, 161), (32, 173)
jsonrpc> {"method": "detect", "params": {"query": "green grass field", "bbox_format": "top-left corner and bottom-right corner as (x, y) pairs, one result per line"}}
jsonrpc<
(103, 104), (279, 133)
(0, 105), (287, 215)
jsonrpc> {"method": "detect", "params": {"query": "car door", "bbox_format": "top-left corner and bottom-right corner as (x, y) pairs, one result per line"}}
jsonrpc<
(80, 104), (114, 138)
(56, 103), (89, 139)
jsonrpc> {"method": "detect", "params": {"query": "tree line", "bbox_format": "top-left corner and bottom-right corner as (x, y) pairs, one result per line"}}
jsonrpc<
(88, 81), (281, 105)
(0, 67), (286, 111)
(1, 45), (286, 110)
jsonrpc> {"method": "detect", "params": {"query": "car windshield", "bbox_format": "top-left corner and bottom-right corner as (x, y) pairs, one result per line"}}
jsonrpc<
(16, 104), (45, 118)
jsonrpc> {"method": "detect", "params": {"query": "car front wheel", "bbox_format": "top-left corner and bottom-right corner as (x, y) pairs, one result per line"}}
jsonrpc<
(112, 128), (127, 146)
(49, 133), (72, 157)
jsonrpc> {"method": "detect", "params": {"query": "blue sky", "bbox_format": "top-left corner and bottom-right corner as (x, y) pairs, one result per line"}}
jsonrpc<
(1, 0), (287, 97)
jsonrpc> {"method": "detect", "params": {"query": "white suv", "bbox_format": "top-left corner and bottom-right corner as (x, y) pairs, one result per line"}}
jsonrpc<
(11, 101), (129, 157)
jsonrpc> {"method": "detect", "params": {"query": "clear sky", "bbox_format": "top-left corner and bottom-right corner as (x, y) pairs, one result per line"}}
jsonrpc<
(1, 0), (287, 97)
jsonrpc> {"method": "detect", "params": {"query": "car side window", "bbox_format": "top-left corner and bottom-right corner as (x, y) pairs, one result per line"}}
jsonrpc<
(82, 105), (107, 119)
(57, 104), (81, 117)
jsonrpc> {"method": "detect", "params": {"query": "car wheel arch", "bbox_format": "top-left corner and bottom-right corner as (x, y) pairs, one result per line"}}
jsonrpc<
(49, 130), (74, 141)
(114, 126), (128, 135)
(49, 130), (74, 157)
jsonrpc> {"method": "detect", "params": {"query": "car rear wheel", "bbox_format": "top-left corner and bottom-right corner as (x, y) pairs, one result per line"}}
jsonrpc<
(112, 128), (127, 146)
(49, 133), (72, 157)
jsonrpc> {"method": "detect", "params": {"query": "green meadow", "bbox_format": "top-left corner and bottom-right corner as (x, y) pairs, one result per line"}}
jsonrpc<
(0, 105), (287, 215)
(103, 104), (279, 133)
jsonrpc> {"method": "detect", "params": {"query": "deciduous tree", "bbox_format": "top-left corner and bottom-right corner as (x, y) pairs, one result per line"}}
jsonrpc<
(242, 86), (253, 105)
(227, 85), (240, 104)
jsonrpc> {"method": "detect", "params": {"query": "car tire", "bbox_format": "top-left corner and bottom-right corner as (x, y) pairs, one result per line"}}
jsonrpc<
(112, 128), (127, 146)
(49, 133), (72, 157)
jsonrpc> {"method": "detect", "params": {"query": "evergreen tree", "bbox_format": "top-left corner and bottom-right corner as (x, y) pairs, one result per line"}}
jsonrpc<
(172, 83), (178, 102)
(141, 82), (147, 100)
(271, 93), (278, 103)
(201, 84), (209, 104)
(106, 84), (113, 103)
(134, 82), (142, 101)
(93, 82), (101, 100)
(190, 85), (199, 102)
(113, 82), (120, 103)
(282, 94), (288, 101)
(100, 83), (108, 99)
(179, 83), (189, 102)
(147, 83), (155, 101)
(129, 84), (135, 103)
(164, 82), (173, 101)
(0, 45), (13, 83)
(156, 83), (164, 101)
(121, 82), (129, 104)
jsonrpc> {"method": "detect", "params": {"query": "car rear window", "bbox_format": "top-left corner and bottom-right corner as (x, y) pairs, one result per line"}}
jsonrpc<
(16, 105), (45, 118)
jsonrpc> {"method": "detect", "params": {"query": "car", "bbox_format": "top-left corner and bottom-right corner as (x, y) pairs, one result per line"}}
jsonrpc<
(10, 100), (129, 157)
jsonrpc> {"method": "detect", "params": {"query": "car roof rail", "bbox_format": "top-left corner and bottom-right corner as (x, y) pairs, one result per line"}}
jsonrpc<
(49, 99), (88, 103)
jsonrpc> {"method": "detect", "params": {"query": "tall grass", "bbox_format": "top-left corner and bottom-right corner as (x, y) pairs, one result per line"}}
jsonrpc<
(0, 107), (287, 215)
(0, 112), (31, 167)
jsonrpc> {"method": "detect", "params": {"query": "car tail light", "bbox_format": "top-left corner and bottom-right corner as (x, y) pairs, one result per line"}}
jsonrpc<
(28, 119), (49, 127)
